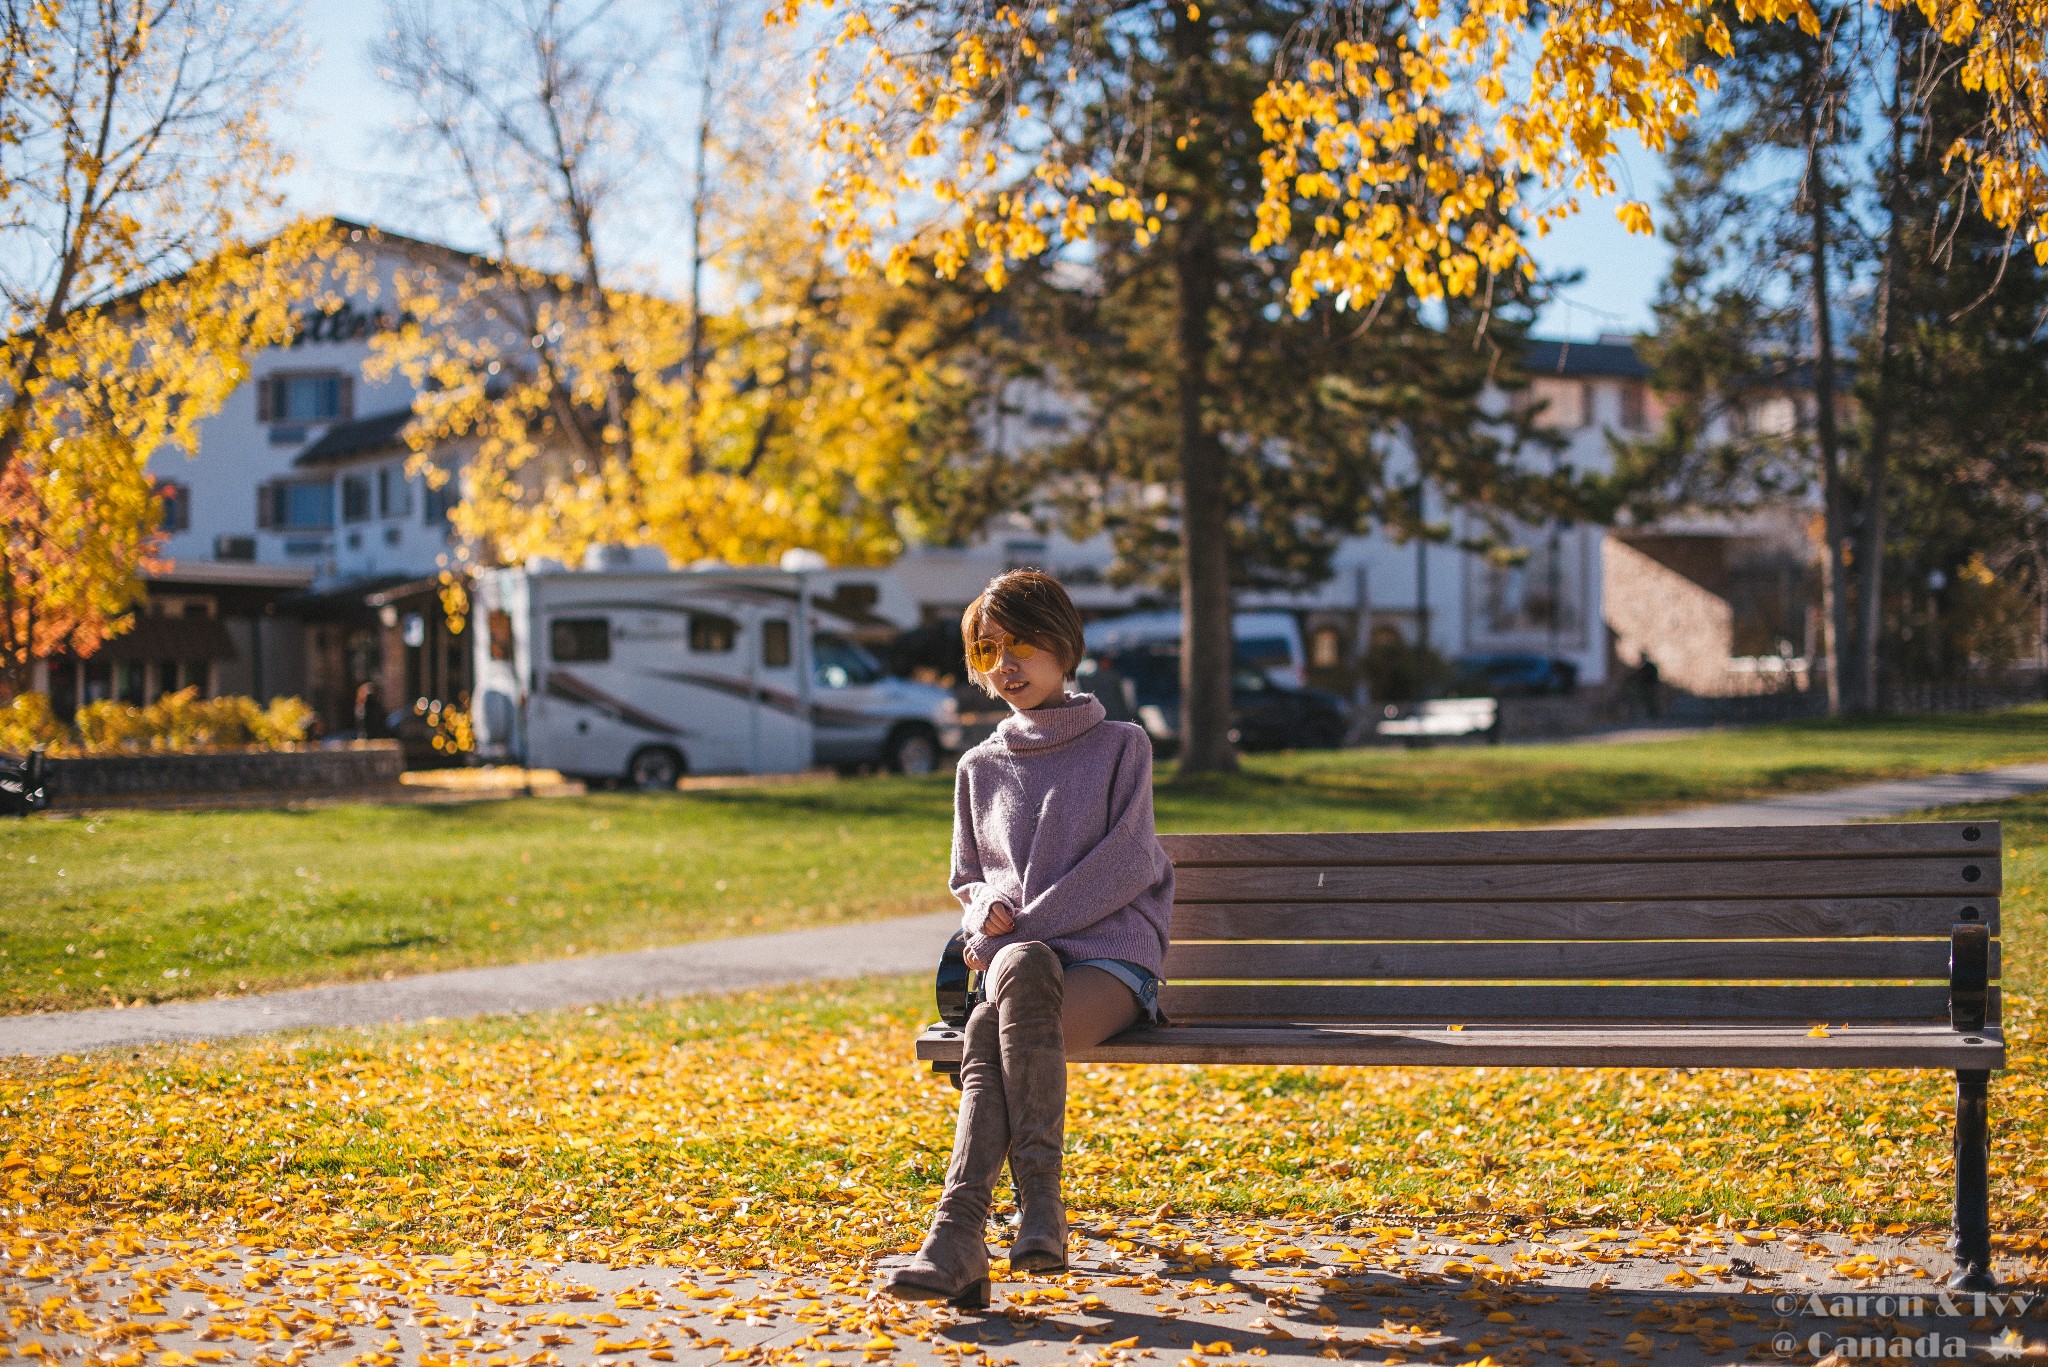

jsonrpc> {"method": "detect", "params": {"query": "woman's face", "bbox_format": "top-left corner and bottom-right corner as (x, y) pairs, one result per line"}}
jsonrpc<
(975, 623), (1068, 712)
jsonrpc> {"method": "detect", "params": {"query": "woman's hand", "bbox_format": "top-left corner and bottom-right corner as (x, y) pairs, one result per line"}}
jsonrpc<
(983, 901), (1015, 935)
(963, 948), (988, 970)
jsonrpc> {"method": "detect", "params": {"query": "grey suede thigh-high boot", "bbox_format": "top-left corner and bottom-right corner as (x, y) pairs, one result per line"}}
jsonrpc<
(986, 942), (1068, 1274)
(879, 999), (1005, 1309)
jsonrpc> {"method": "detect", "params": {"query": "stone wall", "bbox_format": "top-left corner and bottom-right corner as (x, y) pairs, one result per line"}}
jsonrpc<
(44, 741), (405, 805)
(1601, 536), (1736, 696)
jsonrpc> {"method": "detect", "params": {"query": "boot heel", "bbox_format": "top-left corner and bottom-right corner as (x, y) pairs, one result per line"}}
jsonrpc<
(949, 1277), (992, 1311)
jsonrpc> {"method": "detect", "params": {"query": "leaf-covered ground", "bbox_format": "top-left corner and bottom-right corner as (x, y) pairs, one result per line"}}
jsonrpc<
(5, 791), (2048, 1281)
(10, 706), (2048, 1013)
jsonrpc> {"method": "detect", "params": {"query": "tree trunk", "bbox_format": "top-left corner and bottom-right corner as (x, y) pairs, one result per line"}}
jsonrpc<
(1856, 31), (1910, 714)
(1174, 208), (1237, 776)
(1802, 65), (1851, 717)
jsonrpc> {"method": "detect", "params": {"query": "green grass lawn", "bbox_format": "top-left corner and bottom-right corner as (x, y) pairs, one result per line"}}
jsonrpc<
(8, 705), (2048, 1015)
(8, 787), (2048, 1263)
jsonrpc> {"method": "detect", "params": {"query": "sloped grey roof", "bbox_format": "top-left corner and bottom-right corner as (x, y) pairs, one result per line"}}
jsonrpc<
(294, 407), (413, 466)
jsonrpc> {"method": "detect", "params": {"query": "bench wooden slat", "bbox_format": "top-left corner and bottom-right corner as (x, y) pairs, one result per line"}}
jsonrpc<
(1160, 821), (1999, 868)
(1170, 897), (1998, 940)
(1174, 855), (1998, 903)
(1155, 983), (1998, 1023)
(1163, 937), (1992, 981)
(914, 1021), (2006, 1070)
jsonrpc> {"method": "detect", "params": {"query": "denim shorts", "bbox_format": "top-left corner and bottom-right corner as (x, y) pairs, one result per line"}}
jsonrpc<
(1066, 957), (1167, 1026)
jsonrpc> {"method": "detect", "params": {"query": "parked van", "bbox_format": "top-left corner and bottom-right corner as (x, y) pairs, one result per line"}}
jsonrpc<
(1082, 609), (1308, 688)
(471, 567), (962, 786)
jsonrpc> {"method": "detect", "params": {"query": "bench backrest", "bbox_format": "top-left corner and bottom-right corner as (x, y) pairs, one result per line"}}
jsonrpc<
(1156, 821), (2000, 1027)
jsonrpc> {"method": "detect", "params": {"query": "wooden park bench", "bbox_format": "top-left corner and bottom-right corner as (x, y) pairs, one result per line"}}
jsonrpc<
(917, 820), (2006, 1290)
(1375, 697), (1500, 745)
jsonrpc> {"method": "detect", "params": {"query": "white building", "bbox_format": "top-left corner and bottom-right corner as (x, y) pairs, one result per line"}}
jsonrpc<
(41, 222), (477, 732)
(893, 336), (1659, 697)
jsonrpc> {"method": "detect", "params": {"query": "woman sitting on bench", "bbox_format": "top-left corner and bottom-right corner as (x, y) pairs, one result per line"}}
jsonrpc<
(881, 569), (1175, 1309)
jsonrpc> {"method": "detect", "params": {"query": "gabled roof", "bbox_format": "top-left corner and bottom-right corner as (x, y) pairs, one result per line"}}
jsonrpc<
(1522, 337), (1652, 380)
(294, 407), (413, 466)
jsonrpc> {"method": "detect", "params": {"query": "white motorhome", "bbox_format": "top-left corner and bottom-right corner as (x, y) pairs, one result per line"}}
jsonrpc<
(471, 567), (962, 785)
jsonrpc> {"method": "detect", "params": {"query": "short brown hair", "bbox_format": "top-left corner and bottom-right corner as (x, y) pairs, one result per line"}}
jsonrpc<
(960, 569), (1087, 696)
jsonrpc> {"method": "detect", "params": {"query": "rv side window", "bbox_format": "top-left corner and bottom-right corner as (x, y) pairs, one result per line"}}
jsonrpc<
(550, 617), (611, 663)
(762, 619), (792, 668)
(487, 610), (514, 662)
(690, 613), (737, 653)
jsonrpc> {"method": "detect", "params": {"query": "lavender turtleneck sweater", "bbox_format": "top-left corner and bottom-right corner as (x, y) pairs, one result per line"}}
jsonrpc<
(952, 691), (1175, 974)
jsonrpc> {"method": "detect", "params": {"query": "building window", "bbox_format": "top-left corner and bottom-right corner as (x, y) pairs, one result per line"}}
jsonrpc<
(1620, 382), (1648, 432)
(214, 535), (256, 562)
(156, 481), (190, 532)
(423, 477), (458, 525)
(1002, 539), (1048, 570)
(550, 617), (611, 663)
(260, 480), (334, 530)
(1578, 381), (1598, 428)
(1471, 531), (1586, 646)
(258, 372), (353, 425)
(689, 613), (737, 653)
(378, 465), (413, 517)
(341, 473), (372, 523)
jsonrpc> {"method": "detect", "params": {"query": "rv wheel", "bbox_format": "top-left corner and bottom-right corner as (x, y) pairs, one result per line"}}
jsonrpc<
(885, 725), (941, 775)
(626, 746), (684, 791)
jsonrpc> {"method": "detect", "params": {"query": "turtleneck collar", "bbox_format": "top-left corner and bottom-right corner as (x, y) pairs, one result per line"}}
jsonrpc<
(996, 691), (1106, 752)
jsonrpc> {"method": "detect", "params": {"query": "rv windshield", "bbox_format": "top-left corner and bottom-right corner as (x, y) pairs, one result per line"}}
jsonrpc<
(814, 634), (883, 688)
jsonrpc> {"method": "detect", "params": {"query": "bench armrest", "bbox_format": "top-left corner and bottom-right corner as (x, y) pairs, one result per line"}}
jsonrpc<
(1951, 921), (1989, 1033)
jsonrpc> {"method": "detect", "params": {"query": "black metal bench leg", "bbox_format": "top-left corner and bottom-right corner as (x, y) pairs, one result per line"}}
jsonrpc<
(1950, 1068), (1995, 1292)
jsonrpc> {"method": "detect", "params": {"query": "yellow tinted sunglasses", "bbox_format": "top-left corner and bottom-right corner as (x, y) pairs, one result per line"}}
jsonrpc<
(967, 631), (1039, 673)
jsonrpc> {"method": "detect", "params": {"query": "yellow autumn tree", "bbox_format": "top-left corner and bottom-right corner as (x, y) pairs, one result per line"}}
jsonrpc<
(365, 0), (958, 584)
(785, 0), (2048, 771)
(799, 0), (2048, 311)
(0, 0), (335, 695)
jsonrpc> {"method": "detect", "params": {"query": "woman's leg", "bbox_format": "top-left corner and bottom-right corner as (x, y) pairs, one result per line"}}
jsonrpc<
(983, 942), (1070, 1272)
(879, 999), (1004, 1307)
(1062, 965), (1140, 1052)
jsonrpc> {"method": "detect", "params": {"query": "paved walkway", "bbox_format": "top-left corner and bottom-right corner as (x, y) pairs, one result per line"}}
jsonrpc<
(9, 762), (2048, 1060)
(11, 1218), (2043, 1366)
(0, 911), (961, 1058)
(1570, 761), (2048, 827)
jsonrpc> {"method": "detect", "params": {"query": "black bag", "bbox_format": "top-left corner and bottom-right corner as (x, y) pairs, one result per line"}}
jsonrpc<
(936, 929), (983, 1027)
(931, 930), (983, 1089)
(0, 750), (47, 817)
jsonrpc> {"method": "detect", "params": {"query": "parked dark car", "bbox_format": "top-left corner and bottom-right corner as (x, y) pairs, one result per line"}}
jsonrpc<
(1450, 652), (1579, 697)
(1079, 645), (1348, 752)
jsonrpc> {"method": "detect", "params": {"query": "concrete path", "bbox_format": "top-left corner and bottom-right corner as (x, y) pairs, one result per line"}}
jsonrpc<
(10, 761), (2048, 1060)
(11, 1218), (2044, 1366)
(0, 910), (961, 1059)
(1569, 761), (2048, 827)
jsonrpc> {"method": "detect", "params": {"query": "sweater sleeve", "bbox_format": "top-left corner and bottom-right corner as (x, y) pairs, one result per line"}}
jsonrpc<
(949, 760), (1009, 934)
(965, 729), (1165, 960)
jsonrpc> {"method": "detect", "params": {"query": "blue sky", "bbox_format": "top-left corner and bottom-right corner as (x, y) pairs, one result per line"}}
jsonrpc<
(279, 4), (1669, 340)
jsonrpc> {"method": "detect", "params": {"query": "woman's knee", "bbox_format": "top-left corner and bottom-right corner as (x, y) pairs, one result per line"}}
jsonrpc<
(985, 941), (1061, 1004)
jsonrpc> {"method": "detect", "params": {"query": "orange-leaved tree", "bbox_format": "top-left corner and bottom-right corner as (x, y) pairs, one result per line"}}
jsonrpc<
(0, 0), (336, 696)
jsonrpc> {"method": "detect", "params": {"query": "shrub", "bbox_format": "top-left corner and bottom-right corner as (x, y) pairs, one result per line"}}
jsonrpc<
(75, 700), (154, 753)
(252, 695), (316, 747)
(2, 690), (316, 754)
(0, 692), (65, 754)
